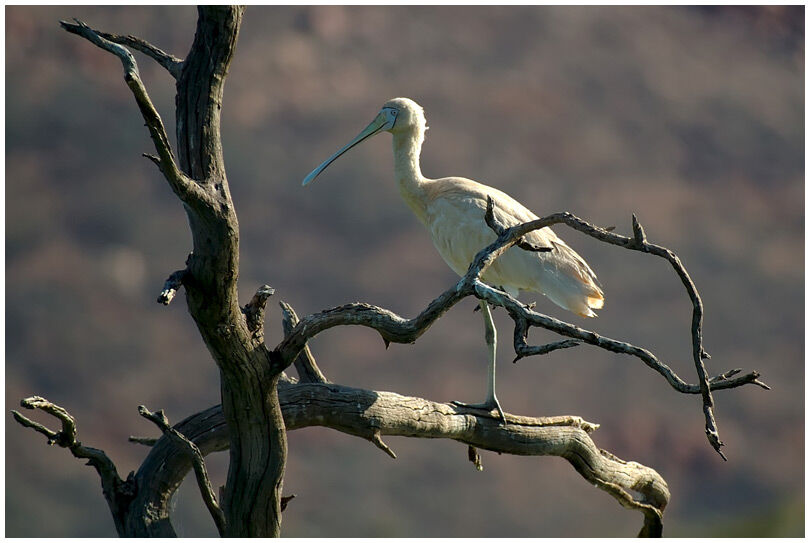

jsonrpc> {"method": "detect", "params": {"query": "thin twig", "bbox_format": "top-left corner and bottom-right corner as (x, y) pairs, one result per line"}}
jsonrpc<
(129, 436), (159, 447)
(11, 397), (131, 533)
(511, 317), (581, 363)
(276, 198), (767, 460)
(479, 196), (732, 457)
(138, 405), (226, 536)
(60, 19), (204, 205)
(279, 301), (328, 383)
(280, 494), (296, 512)
(142, 153), (162, 170)
(93, 29), (184, 79)
(369, 430), (397, 459)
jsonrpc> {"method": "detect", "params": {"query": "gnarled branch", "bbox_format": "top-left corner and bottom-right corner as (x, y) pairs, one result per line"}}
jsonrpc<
(11, 397), (134, 535)
(127, 382), (667, 537)
(59, 19), (204, 205)
(242, 284), (275, 340)
(277, 197), (767, 462)
(138, 405), (226, 536)
(93, 29), (184, 78)
(279, 301), (329, 383)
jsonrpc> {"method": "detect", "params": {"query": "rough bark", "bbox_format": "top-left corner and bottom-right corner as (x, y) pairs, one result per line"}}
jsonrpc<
(172, 7), (285, 537)
(63, 6), (285, 537)
(117, 382), (670, 538)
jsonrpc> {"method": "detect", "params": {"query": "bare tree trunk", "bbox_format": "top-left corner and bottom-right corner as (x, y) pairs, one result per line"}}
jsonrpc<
(173, 7), (284, 536)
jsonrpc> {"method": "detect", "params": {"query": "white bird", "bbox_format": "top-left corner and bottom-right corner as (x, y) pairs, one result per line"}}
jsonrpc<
(303, 97), (604, 422)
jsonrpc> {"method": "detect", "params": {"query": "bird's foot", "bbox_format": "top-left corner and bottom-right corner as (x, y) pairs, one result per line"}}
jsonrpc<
(451, 399), (507, 425)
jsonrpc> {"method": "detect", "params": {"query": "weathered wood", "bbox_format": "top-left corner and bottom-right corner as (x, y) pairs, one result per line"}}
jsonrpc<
(279, 301), (329, 383)
(129, 382), (668, 537)
(63, 7), (287, 537)
(137, 406), (226, 536)
(172, 7), (285, 537)
(12, 397), (136, 535)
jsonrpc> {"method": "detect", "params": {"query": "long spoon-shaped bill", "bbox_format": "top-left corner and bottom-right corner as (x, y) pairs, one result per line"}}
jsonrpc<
(302, 111), (395, 186)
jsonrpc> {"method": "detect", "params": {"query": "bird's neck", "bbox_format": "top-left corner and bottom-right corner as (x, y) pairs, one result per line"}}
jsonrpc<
(392, 127), (429, 223)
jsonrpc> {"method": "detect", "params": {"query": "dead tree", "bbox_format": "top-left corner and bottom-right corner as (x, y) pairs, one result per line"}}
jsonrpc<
(12, 6), (768, 537)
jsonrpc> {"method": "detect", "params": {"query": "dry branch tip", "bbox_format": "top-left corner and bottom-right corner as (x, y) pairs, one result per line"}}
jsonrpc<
(370, 431), (397, 459)
(281, 494), (297, 512)
(467, 445), (484, 471)
(129, 436), (159, 447)
(631, 213), (647, 247)
(142, 153), (161, 169)
(280, 301), (329, 383)
(243, 284), (275, 337)
(157, 269), (187, 305)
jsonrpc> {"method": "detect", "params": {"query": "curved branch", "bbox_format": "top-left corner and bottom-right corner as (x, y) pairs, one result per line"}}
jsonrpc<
(478, 197), (748, 458)
(129, 382), (667, 537)
(12, 397), (134, 535)
(276, 198), (767, 460)
(138, 405), (226, 536)
(59, 19), (204, 205)
(279, 301), (328, 383)
(93, 29), (184, 78)
(475, 281), (766, 394)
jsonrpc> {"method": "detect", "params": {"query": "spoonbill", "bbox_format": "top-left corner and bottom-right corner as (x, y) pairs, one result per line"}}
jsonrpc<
(302, 97), (604, 422)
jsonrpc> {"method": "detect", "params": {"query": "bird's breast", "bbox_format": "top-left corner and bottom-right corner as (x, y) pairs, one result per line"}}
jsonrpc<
(425, 196), (501, 277)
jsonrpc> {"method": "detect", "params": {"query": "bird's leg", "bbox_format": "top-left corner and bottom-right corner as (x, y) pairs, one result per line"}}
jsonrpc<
(452, 300), (507, 424)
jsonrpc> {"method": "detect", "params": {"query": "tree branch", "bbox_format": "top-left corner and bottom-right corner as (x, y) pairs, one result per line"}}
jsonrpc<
(279, 301), (328, 383)
(276, 198), (767, 461)
(93, 29), (184, 78)
(138, 405), (226, 536)
(59, 19), (204, 205)
(129, 436), (159, 447)
(479, 196), (752, 458)
(129, 383), (666, 537)
(242, 284), (275, 341)
(58, 7), (282, 538)
(11, 397), (134, 535)
(157, 269), (187, 305)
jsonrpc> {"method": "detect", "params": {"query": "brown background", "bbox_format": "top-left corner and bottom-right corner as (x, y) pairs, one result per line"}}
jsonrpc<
(6, 5), (803, 537)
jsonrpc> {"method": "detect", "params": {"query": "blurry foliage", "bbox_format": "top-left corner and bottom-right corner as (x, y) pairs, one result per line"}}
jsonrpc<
(6, 5), (803, 537)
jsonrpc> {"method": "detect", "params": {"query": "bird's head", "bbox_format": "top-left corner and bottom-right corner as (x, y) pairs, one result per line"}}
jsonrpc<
(381, 97), (426, 135)
(302, 97), (426, 186)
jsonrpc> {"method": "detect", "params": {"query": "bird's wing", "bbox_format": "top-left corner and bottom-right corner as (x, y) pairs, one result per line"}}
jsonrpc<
(424, 177), (604, 316)
(477, 184), (603, 295)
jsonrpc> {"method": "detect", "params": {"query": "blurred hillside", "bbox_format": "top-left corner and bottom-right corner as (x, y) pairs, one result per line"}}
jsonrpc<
(6, 5), (804, 537)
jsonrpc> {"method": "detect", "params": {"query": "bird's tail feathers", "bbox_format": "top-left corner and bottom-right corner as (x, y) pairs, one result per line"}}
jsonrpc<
(542, 242), (604, 318)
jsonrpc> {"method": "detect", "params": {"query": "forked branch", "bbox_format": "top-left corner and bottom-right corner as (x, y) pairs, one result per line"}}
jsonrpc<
(480, 196), (768, 458)
(130, 382), (667, 537)
(277, 198), (767, 461)
(11, 397), (134, 534)
(138, 405), (226, 536)
(59, 19), (204, 205)
(280, 301), (329, 383)
(93, 29), (184, 78)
